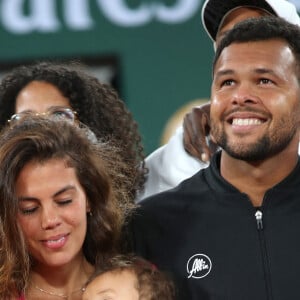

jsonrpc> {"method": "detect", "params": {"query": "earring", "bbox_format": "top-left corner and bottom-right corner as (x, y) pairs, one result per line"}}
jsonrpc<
(88, 211), (93, 217)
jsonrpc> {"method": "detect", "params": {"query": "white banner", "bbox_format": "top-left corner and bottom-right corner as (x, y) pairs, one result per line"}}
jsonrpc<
(0, 0), (202, 34)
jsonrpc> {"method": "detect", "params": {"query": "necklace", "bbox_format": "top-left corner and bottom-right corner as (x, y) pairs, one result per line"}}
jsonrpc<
(33, 284), (86, 299)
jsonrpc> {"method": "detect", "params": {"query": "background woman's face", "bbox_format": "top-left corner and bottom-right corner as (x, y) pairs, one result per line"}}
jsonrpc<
(15, 81), (71, 113)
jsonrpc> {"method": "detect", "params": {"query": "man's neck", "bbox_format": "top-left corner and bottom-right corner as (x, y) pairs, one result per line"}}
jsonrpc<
(220, 144), (299, 207)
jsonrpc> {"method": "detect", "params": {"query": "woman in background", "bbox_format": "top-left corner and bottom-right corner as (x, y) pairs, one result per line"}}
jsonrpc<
(0, 61), (146, 200)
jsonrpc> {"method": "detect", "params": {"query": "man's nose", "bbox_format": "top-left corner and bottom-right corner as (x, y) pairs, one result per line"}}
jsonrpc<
(231, 83), (259, 106)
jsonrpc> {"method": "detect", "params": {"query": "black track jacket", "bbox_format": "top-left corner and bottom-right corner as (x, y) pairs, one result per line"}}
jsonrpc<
(131, 152), (300, 299)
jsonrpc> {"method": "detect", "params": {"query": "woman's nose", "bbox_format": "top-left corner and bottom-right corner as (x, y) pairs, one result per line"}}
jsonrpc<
(41, 206), (61, 230)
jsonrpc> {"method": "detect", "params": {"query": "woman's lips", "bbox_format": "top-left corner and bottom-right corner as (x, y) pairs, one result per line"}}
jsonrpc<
(41, 234), (69, 249)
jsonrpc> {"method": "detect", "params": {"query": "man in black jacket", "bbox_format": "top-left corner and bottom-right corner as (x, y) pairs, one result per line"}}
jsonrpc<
(131, 17), (300, 299)
(140, 0), (300, 201)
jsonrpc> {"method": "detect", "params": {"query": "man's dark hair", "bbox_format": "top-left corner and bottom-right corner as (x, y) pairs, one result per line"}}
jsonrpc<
(213, 16), (300, 79)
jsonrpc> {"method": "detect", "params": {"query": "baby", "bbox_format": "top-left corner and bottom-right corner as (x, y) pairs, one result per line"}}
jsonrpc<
(82, 254), (175, 300)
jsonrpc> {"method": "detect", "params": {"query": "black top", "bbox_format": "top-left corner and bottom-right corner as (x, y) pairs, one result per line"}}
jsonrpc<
(130, 151), (300, 299)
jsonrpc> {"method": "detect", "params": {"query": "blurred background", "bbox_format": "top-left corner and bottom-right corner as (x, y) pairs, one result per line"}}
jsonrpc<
(0, 0), (299, 154)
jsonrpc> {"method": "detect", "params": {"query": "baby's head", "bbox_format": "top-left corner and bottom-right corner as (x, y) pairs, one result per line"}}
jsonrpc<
(82, 255), (175, 300)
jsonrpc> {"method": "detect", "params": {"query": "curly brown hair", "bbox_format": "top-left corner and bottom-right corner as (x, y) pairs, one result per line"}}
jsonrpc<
(86, 254), (176, 300)
(0, 116), (136, 298)
(0, 61), (146, 199)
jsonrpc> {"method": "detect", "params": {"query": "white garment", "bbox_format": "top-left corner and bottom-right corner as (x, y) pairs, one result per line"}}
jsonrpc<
(137, 126), (208, 201)
(138, 126), (300, 201)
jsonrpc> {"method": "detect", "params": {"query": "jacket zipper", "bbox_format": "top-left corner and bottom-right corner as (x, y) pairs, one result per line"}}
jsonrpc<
(255, 210), (263, 230)
(255, 208), (273, 300)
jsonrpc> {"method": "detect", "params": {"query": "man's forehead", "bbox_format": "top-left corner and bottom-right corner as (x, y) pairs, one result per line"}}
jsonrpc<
(214, 40), (295, 76)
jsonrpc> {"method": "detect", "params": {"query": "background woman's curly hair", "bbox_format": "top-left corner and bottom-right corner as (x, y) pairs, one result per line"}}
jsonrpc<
(0, 61), (146, 199)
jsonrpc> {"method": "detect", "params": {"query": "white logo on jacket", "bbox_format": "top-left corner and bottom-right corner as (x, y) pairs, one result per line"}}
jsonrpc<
(187, 253), (212, 279)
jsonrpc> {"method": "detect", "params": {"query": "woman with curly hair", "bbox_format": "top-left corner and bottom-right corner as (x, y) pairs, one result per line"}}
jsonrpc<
(0, 61), (146, 200)
(0, 116), (136, 299)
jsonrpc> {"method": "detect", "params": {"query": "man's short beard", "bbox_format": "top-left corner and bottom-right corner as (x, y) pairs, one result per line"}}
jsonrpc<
(216, 131), (296, 162)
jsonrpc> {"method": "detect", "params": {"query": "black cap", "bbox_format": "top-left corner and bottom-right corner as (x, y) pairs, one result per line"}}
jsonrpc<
(202, 0), (276, 41)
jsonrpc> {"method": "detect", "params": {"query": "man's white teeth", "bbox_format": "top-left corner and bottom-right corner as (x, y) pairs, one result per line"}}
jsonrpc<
(232, 118), (263, 126)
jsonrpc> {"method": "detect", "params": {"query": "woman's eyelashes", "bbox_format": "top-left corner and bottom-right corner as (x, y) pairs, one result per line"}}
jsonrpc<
(18, 198), (73, 215)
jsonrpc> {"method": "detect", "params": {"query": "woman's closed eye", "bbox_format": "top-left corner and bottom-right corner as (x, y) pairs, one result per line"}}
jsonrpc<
(56, 199), (72, 206)
(18, 198), (72, 215)
(19, 203), (39, 215)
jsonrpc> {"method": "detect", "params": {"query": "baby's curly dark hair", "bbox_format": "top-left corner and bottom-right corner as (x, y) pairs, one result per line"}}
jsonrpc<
(0, 61), (146, 199)
(86, 254), (176, 300)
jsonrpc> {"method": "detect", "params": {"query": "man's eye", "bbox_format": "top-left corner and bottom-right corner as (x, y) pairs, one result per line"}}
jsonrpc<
(221, 79), (234, 87)
(260, 78), (273, 84)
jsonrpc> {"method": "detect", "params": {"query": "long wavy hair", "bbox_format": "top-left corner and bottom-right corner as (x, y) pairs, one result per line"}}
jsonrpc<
(0, 117), (135, 298)
(0, 61), (146, 199)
